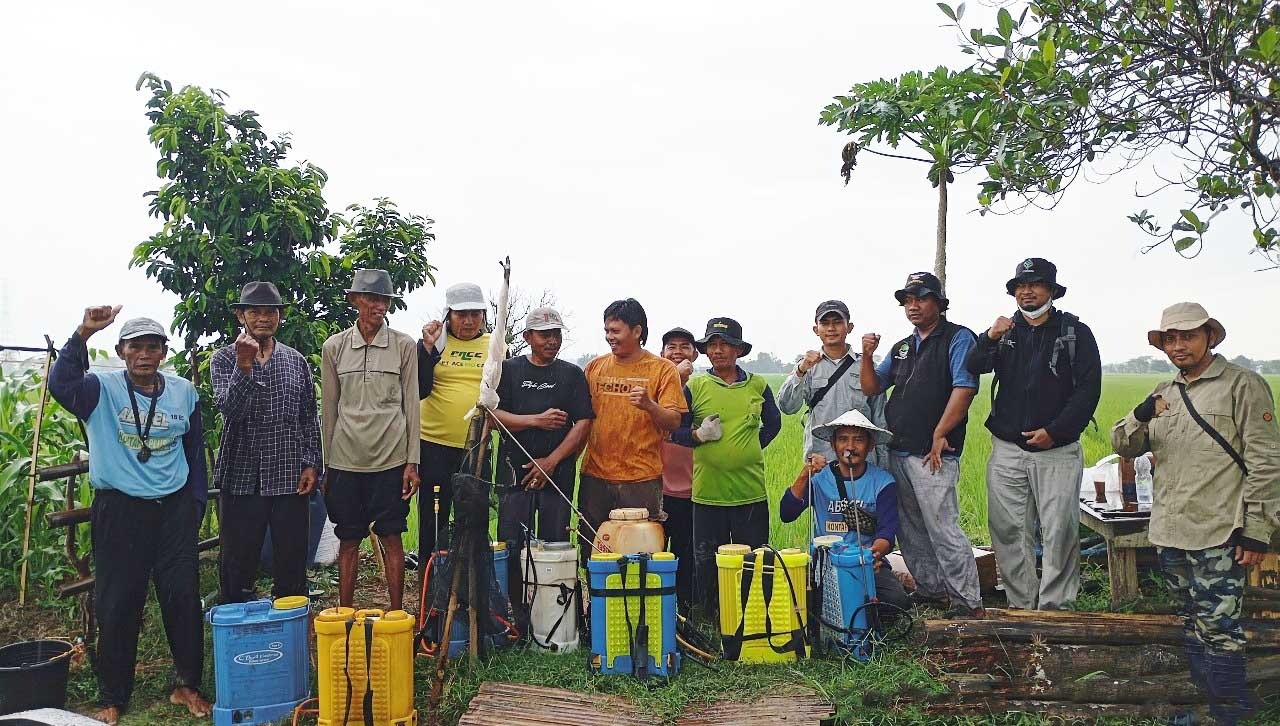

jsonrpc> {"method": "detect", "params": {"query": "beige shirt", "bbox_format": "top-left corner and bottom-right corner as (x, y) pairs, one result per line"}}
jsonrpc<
(321, 323), (420, 472)
(1111, 355), (1280, 550)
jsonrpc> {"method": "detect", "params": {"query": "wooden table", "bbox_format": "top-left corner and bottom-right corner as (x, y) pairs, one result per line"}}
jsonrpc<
(1079, 502), (1152, 605)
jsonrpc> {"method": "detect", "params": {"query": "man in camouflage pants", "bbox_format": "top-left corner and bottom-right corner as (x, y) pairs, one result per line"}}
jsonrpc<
(1113, 303), (1280, 725)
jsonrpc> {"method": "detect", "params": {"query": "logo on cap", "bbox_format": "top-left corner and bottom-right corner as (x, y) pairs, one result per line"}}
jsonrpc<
(1023, 258), (1034, 270)
(713, 322), (728, 329)
(906, 277), (925, 287)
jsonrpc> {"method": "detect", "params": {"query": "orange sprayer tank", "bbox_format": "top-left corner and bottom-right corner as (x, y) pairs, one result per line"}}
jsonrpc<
(592, 508), (664, 555)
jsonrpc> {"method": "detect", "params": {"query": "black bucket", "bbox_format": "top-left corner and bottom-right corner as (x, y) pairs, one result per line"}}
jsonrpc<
(0, 640), (73, 715)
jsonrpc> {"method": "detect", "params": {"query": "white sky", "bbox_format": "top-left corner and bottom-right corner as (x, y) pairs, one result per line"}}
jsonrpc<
(2, 1), (1276, 363)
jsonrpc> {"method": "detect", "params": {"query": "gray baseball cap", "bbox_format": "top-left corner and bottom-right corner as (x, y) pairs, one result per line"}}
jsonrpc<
(524, 306), (566, 332)
(117, 317), (169, 343)
(443, 282), (486, 315)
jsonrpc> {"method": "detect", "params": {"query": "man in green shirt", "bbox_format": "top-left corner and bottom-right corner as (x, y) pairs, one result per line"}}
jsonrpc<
(673, 317), (782, 611)
(1112, 302), (1280, 725)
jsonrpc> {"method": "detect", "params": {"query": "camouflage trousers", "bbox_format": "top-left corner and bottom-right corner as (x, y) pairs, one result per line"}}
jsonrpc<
(1157, 545), (1246, 654)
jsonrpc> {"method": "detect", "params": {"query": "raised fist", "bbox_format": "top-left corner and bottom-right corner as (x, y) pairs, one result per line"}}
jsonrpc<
(675, 359), (694, 383)
(234, 331), (260, 371)
(797, 350), (822, 375)
(861, 333), (881, 357)
(421, 320), (443, 350)
(79, 305), (122, 338)
(988, 316), (1014, 341)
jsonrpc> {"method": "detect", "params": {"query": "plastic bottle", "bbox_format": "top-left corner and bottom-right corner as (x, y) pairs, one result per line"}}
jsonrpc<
(1135, 455), (1153, 508)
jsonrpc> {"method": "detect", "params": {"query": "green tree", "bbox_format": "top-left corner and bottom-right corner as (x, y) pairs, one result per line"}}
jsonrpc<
(130, 73), (437, 362)
(820, 65), (1015, 289)
(941, 0), (1280, 265)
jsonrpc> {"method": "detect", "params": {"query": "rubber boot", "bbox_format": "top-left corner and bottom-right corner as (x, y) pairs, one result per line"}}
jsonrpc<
(1164, 635), (1208, 725)
(1204, 649), (1254, 726)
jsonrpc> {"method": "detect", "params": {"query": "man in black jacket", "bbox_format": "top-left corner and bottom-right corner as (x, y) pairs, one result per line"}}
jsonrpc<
(965, 258), (1101, 610)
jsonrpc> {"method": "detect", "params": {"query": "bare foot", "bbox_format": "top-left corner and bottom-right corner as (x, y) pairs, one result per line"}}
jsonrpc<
(92, 706), (121, 725)
(170, 686), (212, 718)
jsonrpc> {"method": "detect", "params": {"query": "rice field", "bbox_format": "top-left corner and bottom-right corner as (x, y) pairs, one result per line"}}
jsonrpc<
(407, 373), (1280, 552)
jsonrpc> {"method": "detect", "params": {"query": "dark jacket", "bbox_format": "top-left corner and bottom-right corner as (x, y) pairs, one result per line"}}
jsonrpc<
(884, 320), (973, 456)
(965, 308), (1102, 452)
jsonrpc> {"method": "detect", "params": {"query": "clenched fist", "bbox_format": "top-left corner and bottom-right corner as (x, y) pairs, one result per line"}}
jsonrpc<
(988, 316), (1014, 341)
(78, 305), (123, 339)
(861, 333), (881, 357)
(675, 359), (694, 383)
(234, 331), (260, 372)
(421, 320), (443, 350)
(797, 350), (822, 376)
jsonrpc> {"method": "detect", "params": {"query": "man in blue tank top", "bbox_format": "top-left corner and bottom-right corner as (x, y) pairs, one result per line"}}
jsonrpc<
(48, 305), (210, 725)
(778, 410), (910, 613)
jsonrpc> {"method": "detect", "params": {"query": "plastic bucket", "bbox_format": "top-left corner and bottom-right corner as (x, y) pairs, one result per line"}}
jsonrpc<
(0, 639), (73, 715)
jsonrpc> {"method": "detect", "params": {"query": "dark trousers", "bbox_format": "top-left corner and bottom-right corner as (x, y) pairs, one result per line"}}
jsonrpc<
(496, 461), (575, 545)
(91, 488), (203, 709)
(218, 492), (309, 603)
(418, 440), (468, 559)
(662, 494), (694, 609)
(691, 500), (770, 610)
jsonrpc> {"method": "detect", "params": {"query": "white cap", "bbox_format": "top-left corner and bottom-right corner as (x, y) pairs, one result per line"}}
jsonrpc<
(442, 282), (486, 315)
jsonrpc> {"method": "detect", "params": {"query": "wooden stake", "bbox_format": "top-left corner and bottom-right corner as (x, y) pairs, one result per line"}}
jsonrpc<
(19, 336), (55, 607)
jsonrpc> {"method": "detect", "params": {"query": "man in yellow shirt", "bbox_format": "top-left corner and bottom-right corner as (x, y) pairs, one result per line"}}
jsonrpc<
(418, 282), (491, 560)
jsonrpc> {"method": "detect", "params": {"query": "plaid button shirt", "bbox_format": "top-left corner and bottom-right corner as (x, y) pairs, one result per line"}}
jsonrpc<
(212, 342), (322, 496)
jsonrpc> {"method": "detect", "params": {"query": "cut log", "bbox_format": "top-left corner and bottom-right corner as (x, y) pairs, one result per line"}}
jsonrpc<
(47, 507), (90, 529)
(921, 612), (1280, 649)
(927, 641), (1186, 679)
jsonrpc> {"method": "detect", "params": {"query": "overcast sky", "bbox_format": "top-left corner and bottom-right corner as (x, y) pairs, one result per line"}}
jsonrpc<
(2, 1), (1276, 364)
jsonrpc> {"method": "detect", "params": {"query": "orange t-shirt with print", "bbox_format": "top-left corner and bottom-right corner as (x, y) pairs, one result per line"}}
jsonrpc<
(581, 351), (688, 483)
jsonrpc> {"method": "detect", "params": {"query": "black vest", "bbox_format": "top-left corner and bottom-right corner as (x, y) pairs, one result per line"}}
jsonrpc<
(884, 320), (971, 456)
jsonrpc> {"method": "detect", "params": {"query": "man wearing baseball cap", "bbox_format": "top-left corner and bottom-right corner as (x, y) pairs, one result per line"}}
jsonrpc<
(778, 299), (887, 468)
(861, 271), (984, 618)
(1113, 302), (1280, 724)
(491, 307), (594, 573)
(659, 326), (699, 608)
(965, 259), (1101, 611)
(48, 305), (209, 723)
(417, 281), (491, 560)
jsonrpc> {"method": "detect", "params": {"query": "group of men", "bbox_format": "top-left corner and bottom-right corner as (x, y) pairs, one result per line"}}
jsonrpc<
(50, 258), (1279, 725)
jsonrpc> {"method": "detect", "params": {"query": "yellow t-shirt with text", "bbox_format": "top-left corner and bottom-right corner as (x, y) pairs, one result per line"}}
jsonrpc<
(420, 333), (491, 448)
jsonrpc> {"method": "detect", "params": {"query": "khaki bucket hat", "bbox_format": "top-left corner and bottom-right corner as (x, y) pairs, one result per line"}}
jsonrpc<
(1147, 302), (1226, 349)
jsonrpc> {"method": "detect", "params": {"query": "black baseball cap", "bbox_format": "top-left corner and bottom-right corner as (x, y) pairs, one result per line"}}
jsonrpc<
(894, 271), (948, 306)
(661, 327), (696, 346)
(814, 300), (850, 323)
(694, 317), (752, 356)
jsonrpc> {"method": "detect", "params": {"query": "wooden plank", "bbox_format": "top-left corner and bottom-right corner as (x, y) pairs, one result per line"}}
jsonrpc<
(681, 692), (833, 725)
(458, 682), (657, 726)
(1106, 540), (1139, 604)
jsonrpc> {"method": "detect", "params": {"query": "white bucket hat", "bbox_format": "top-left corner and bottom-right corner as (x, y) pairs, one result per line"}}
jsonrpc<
(813, 409), (893, 444)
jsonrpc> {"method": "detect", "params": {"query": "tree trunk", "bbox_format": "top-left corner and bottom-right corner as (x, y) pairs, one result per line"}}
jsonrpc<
(920, 612), (1280, 650)
(934, 173), (948, 291)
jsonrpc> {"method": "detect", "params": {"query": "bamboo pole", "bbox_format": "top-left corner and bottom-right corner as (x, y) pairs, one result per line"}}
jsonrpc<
(19, 336), (55, 606)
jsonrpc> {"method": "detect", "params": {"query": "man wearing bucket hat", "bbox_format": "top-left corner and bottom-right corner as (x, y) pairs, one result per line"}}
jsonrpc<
(416, 281), (492, 560)
(778, 299), (887, 468)
(48, 305), (210, 723)
(964, 259), (1101, 611)
(1113, 302), (1280, 725)
(672, 317), (782, 611)
(861, 271), (985, 618)
(321, 269), (420, 611)
(778, 410), (910, 613)
(491, 306), (594, 549)
(211, 282), (321, 604)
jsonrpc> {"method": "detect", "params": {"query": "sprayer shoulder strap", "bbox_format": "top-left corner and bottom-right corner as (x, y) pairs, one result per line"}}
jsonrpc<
(1177, 382), (1248, 475)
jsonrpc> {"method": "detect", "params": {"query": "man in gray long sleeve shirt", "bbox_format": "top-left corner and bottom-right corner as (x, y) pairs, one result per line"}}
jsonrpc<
(777, 300), (887, 467)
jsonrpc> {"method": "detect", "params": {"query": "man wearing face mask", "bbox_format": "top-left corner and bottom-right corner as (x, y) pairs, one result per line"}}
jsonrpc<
(964, 258), (1101, 611)
(1113, 303), (1280, 726)
(417, 282), (491, 560)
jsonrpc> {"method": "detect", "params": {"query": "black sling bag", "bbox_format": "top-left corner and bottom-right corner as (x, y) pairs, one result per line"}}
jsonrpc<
(1176, 383), (1248, 475)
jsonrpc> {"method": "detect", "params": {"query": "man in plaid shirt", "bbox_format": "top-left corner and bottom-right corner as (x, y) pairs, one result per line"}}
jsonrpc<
(212, 282), (321, 602)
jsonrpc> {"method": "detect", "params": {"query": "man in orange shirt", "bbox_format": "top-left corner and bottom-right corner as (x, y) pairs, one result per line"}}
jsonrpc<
(579, 299), (687, 564)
